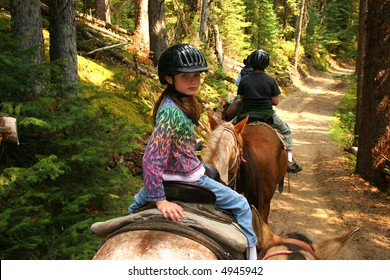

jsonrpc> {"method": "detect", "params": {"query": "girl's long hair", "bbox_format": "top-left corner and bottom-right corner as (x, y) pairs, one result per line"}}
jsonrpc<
(152, 84), (202, 126)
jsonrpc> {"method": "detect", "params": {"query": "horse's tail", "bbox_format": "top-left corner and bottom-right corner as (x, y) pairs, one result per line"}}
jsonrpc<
(239, 143), (263, 215)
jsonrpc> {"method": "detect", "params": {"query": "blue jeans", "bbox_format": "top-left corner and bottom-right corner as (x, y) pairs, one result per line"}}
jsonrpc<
(128, 175), (258, 247)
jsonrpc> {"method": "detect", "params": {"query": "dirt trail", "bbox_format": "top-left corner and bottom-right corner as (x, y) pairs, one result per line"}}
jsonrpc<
(268, 64), (390, 260)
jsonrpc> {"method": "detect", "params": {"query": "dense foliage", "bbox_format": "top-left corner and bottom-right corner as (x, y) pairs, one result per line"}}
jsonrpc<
(0, 22), (144, 259)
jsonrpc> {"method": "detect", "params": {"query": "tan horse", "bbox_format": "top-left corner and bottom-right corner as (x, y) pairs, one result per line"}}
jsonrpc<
(251, 206), (360, 260)
(202, 112), (287, 223)
(91, 206), (359, 260)
(93, 230), (218, 260)
(91, 196), (248, 260)
(201, 112), (247, 187)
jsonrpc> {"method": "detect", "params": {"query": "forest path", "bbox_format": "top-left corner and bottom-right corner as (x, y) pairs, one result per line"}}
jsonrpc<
(268, 64), (390, 260)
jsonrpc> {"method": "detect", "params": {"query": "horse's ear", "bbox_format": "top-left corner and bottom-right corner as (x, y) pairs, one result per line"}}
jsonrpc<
(234, 115), (248, 135)
(251, 205), (262, 243)
(251, 205), (277, 250)
(207, 111), (220, 130)
(312, 228), (360, 260)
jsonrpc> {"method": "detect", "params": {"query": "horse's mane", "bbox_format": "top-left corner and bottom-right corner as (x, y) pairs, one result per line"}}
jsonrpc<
(285, 232), (313, 244)
(202, 124), (232, 162)
(284, 232), (314, 260)
(239, 140), (264, 215)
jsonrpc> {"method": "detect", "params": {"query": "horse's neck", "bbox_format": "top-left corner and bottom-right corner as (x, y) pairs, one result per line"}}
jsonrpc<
(203, 125), (238, 185)
(214, 133), (237, 184)
(207, 152), (229, 185)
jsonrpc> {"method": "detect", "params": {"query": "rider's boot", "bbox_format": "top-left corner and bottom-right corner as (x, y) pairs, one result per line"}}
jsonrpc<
(287, 159), (303, 173)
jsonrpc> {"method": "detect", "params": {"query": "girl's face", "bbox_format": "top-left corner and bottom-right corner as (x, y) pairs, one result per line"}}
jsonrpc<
(165, 72), (201, 96)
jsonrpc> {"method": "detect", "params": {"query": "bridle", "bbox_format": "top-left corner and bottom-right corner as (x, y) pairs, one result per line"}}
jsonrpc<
(258, 237), (319, 260)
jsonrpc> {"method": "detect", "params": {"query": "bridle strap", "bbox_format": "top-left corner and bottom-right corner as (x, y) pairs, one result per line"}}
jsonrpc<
(259, 237), (319, 260)
(262, 250), (293, 260)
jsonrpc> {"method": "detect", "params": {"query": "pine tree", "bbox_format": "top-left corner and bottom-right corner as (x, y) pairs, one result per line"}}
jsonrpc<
(323, 0), (359, 58)
(215, 0), (251, 58)
(304, 0), (328, 68)
(245, 0), (281, 52)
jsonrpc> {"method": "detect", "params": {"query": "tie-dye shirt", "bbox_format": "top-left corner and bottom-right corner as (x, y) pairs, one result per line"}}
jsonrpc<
(142, 96), (203, 201)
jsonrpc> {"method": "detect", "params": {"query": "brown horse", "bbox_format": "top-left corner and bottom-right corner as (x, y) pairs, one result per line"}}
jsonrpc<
(222, 100), (240, 122)
(202, 112), (287, 223)
(251, 206), (360, 260)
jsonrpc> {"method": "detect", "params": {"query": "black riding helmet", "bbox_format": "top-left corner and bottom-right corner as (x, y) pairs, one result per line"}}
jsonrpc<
(158, 44), (211, 85)
(249, 49), (269, 70)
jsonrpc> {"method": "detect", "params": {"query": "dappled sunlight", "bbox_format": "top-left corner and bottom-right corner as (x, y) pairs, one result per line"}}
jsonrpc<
(369, 231), (390, 249)
(78, 56), (115, 86)
(300, 111), (334, 122)
(310, 207), (335, 219)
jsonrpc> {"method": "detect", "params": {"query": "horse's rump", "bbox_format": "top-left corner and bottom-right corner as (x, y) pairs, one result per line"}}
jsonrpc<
(91, 202), (248, 259)
(238, 122), (288, 222)
(244, 122), (287, 150)
(238, 143), (262, 206)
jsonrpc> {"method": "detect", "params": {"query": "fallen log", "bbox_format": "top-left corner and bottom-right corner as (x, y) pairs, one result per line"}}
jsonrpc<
(0, 114), (19, 145)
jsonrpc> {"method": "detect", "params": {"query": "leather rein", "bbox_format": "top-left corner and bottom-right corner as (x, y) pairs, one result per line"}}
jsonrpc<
(258, 237), (319, 260)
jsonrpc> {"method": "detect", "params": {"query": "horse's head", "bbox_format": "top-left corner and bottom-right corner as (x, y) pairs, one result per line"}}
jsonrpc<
(251, 206), (360, 260)
(201, 112), (248, 187)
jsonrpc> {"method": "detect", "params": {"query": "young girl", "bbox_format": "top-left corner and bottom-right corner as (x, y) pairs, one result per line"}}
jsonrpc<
(128, 44), (257, 260)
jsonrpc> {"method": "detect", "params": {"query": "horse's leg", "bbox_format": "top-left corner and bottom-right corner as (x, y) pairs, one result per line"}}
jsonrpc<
(278, 177), (285, 193)
(261, 175), (278, 224)
(261, 196), (273, 224)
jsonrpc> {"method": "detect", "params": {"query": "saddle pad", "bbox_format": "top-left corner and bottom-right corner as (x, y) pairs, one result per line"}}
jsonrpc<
(91, 205), (248, 254)
(248, 121), (288, 149)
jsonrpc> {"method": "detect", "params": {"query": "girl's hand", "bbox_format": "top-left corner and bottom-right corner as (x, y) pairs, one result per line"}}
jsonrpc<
(155, 200), (185, 222)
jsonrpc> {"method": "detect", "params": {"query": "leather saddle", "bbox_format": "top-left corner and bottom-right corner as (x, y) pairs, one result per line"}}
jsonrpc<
(91, 164), (248, 259)
(161, 162), (222, 204)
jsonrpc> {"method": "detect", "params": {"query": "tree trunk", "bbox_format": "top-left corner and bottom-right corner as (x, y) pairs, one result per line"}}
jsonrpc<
(212, 24), (223, 68)
(96, 0), (111, 23)
(149, 0), (168, 66)
(10, 0), (45, 95)
(134, 0), (149, 49)
(48, 0), (78, 94)
(356, 0), (390, 191)
(294, 0), (305, 69)
(10, 0), (45, 63)
(354, 0), (368, 147)
(199, 0), (208, 42)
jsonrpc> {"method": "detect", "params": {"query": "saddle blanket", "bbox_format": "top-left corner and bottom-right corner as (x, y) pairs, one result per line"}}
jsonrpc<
(91, 203), (248, 257)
